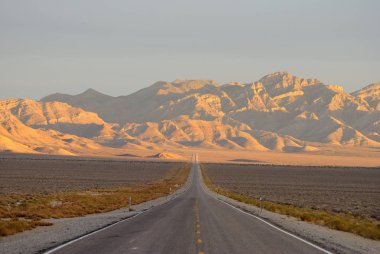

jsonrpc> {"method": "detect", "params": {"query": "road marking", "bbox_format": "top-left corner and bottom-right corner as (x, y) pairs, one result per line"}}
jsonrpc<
(194, 194), (204, 254)
(198, 167), (333, 254)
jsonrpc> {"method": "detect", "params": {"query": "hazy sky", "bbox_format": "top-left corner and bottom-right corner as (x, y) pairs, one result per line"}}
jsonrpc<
(1, 0), (379, 99)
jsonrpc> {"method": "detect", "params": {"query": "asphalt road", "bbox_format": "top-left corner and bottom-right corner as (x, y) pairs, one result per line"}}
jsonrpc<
(46, 159), (330, 254)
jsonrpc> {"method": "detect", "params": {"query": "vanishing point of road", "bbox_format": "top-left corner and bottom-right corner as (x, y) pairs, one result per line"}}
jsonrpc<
(45, 155), (331, 254)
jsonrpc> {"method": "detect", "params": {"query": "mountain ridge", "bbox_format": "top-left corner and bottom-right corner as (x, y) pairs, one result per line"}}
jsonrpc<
(1, 71), (378, 156)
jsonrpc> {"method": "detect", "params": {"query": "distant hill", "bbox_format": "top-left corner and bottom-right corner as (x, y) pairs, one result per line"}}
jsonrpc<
(42, 88), (115, 121)
(1, 71), (379, 155)
(148, 152), (186, 160)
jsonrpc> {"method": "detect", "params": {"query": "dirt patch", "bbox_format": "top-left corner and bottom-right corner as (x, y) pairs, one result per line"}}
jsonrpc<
(204, 163), (380, 220)
(0, 158), (182, 193)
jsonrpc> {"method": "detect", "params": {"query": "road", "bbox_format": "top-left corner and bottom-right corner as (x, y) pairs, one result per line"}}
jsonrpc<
(45, 156), (330, 254)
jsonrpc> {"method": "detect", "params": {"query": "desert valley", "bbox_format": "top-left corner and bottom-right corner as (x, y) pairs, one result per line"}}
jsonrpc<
(2, 2), (380, 253)
(2, 71), (380, 254)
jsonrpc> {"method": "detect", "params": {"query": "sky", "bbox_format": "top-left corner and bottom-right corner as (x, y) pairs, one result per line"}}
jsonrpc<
(1, 0), (379, 99)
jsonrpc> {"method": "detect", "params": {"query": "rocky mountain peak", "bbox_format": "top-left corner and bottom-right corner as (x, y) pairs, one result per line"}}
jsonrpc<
(352, 82), (380, 110)
(258, 71), (322, 97)
(79, 88), (110, 98)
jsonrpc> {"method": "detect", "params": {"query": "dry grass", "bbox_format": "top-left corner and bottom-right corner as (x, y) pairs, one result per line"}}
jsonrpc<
(201, 166), (380, 240)
(0, 163), (190, 237)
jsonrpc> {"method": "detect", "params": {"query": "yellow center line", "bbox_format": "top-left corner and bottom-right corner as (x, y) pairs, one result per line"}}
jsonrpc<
(195, 199), (205, 254)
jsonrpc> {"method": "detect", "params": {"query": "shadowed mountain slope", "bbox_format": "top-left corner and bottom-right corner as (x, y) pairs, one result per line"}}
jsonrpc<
(1, 72), (379, 155)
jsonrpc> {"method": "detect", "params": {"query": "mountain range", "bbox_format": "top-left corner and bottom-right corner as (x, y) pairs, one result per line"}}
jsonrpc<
(1, 72), (379, 156)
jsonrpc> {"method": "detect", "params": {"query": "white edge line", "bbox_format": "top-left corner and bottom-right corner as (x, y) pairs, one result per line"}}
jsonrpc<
(43, 210), (144, 254)
(198, 166), (333, 254)
(43, 167), (195, 254)
(216, 197), (333, 254)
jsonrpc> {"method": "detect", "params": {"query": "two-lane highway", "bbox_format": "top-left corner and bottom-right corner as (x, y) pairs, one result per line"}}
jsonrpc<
(45, 158), (330, 254)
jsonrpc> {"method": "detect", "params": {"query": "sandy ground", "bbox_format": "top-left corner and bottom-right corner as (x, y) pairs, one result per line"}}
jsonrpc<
(184, 148), (380, 167)
(2, 144), (380, 167)
(93, 146), (380, 167)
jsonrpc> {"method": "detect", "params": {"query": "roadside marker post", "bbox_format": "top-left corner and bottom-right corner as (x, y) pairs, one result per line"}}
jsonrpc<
(168, 187), (172, 200)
